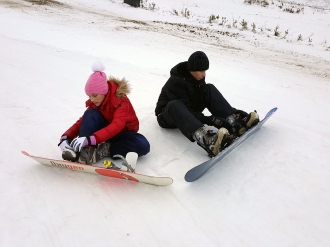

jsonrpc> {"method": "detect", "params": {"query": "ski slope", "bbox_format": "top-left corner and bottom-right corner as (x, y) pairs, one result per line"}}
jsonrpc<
(1, 0), (330, 246)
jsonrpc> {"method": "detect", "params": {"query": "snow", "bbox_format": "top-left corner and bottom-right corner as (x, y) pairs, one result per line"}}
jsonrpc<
(1, 0), (330, 246)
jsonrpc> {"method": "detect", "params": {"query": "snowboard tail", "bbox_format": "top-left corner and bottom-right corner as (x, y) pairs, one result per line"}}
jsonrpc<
(22, 151), (173, 186)
(185, 107), (278, 182)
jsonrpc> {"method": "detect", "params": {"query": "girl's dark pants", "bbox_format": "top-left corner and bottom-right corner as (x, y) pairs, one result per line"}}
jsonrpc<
(79, 109), (150, 159)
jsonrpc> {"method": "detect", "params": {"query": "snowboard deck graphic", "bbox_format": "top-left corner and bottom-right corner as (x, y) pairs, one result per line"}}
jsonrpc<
(22, 151), (173, 186)
(185, 107), (278, 182)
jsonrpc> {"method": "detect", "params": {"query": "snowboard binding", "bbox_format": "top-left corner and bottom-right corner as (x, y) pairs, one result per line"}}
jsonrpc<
(103, 152), (138, 172)
(197, 129), (235, 158)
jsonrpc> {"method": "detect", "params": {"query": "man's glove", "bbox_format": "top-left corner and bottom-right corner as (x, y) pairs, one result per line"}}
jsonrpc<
(234, 109), (248, 119)
(70, 136), (97, 152)
(58, 135), (73, 152)
(205, 116), (232, 131)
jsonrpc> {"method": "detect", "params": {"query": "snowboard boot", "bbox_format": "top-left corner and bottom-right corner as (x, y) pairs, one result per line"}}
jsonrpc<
(78, 142), (110, 165)
(193, 126), (231, 157)
(244, 111), (260, 129)
(226, 113), (247, 137)
(62, 148), (78, 162)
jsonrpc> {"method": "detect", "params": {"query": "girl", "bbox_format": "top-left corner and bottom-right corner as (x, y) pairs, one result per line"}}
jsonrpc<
(58, 61), (150, 164)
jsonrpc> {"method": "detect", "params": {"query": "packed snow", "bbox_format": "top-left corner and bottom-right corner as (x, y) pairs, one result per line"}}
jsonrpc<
(1, 0), (330, 246)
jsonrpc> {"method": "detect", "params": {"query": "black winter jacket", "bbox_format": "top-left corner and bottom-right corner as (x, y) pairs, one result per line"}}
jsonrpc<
(155, 62), (207, 122)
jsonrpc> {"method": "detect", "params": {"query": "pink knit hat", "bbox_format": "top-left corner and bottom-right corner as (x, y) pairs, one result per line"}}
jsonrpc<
(85, 61), (108, 95)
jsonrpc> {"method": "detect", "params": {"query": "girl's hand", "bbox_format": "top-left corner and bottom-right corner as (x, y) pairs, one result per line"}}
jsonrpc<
(70, 136), (97, 152)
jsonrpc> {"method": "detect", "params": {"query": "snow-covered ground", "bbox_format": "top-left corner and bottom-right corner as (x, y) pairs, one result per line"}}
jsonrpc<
(1, 0), (330, 246)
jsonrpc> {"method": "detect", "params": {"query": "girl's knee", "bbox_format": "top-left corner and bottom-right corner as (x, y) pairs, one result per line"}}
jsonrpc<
(137, 136), (150, 156)
(84, 108), (102, 119)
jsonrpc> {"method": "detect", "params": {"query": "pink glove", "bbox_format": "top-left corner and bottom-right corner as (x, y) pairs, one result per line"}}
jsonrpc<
(58, 135), (73, 152)
(70, 136), (97, 152)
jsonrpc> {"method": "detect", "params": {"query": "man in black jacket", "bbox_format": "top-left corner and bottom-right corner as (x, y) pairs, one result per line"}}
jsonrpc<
(155, 51), (259, 156)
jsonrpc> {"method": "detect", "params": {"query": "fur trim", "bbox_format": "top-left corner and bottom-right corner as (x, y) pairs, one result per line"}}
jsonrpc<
(108, 76), (130, 99)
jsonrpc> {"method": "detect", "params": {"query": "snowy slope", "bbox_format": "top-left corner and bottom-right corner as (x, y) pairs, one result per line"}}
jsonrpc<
(0, 0), (330, 246)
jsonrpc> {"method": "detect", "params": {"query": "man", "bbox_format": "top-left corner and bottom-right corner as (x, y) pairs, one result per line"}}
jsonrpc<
(155, 51), (259, 157)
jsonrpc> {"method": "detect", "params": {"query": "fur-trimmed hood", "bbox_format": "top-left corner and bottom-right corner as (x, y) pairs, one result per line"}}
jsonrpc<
(108, 76), (130, 99)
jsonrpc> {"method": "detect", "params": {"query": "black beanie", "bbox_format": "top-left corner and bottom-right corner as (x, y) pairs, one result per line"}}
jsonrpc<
(187, 51), (209, 71)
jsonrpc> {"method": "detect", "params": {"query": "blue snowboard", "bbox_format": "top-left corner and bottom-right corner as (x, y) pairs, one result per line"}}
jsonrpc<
(185, 107), (278, 182)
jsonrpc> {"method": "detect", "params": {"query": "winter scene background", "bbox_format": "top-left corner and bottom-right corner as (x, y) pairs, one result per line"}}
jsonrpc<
(1, 0), (330, 246)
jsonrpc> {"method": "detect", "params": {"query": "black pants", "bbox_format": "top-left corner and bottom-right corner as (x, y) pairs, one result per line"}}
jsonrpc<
(157, 84), (234, 141)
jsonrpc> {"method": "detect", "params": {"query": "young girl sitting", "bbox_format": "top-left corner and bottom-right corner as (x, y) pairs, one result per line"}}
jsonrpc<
(58, 61), (150, 164)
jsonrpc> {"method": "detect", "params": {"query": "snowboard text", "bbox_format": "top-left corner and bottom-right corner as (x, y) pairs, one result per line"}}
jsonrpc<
(50, 161), (84, 171)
